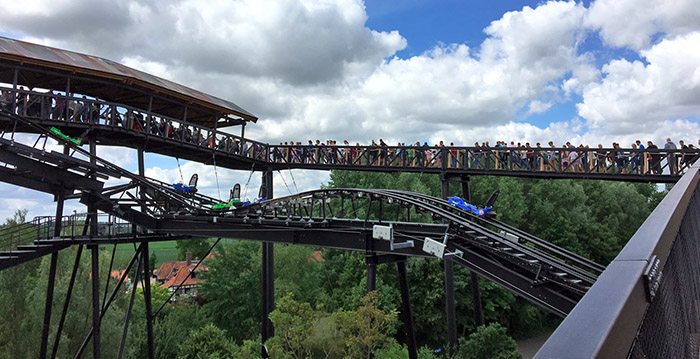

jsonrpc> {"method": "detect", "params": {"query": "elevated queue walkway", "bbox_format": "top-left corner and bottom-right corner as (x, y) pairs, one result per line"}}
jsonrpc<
(1, 84), (693, 182)
(0, 35), (694, 182)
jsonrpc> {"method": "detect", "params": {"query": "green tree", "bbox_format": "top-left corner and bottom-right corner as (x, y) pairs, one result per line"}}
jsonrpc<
(149, 251), (158, 272)
(176, 238), (211, 261)
(125, 299), (210, 359)
(266, 293), (320, 359)
(274, 245), (325, 306)
(200, 241), (262, 342)
(456, 322), (521, 359)
(177, 324), (238, 359)
(4, 208), (28, 225)
(335, 291), (398, 358)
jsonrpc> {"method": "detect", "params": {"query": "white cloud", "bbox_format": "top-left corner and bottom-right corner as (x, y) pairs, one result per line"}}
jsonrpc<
(577, 32), (700, 135)
(527, 100), (553, 115)
(586, 0), (700, 51)
(2, 0), (700, 219)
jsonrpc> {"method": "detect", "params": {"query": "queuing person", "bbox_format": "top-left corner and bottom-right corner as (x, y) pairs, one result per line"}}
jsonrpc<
(647, 141), (661, 174)
(664, 138), (677, 174)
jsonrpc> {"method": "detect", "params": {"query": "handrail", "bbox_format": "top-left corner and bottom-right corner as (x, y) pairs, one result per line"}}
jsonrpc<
(1, 86), (697, 179)
(0, 220), (36, 252)
(534, 162), (700, 358)
(0, 86), (269, 161)
(31, 213), (135, 240)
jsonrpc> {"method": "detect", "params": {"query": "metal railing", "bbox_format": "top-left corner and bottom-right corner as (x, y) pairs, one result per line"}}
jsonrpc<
(1, 86), (697, 179)
(535, 162), (700, 358)
(0, 220), (37, 252)
(0, 86), (268, 162)
(32, 213), (135, 241)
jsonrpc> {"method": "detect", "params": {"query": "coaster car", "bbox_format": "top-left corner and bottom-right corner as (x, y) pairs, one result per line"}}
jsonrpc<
(212, 184), (266, 210)
(173, 174), (198, 194)
(447, 190), (499, 219)
(448, 196), (494, 218)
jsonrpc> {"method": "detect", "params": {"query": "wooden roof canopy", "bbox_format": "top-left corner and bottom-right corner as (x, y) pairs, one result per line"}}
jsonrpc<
(0, 36), (257, 128)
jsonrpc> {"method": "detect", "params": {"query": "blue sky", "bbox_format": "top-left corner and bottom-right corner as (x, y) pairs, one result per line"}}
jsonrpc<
(366, 0), (552, 55)
(1, 0), (700, 220)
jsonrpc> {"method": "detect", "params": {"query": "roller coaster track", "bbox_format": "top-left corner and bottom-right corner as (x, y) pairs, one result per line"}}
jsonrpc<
(0, 106), (602, 317)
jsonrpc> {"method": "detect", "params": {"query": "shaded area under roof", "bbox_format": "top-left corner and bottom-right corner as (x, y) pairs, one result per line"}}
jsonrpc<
(0, 36), (257, 127)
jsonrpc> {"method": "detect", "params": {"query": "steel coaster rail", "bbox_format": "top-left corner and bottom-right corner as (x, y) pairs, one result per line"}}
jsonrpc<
(222, 188), (597, 291)
(366, 189), (598, 287)
(379, 189), (605, 275)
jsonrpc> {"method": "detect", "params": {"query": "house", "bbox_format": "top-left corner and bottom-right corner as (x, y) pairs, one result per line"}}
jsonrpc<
(154, 252), (209, 296)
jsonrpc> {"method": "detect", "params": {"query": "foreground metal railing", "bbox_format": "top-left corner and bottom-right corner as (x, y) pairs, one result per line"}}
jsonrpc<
(535, 162), (700, 358)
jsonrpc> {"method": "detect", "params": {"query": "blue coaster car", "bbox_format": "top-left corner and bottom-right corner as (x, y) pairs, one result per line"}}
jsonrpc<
(242, 197), (266, 206)
(173, 174), (198, 194)
(448, 196), (493, 218)
(173, 183), (197, 193)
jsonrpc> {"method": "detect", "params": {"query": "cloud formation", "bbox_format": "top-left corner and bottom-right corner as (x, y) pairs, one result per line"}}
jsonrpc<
(1, 0), (700, 220)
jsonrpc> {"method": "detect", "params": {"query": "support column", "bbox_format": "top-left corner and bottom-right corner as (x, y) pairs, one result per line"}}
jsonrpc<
(461, 176), (484, 327)
(441, 173), (457, 355)
(39, 253), (58, 359)
(90, 245), (101, 359)
(444, 256), (457, 356)
(40, 186), (66, 359)
(137, 146), (146, 234)
(51, 245), (82, 359)
(440, 172), (450, 199)
(88, 135), (101, 359)
(261, 169), (274, 357)
(142, 241), (155, 359)
(366, 256), (377, 293)
(397, 260), (418, 359)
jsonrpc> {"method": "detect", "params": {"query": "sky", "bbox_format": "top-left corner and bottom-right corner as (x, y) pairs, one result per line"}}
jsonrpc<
(1, 0), (700, 221)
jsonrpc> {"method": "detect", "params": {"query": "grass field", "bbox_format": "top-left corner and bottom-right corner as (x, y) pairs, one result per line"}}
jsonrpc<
(111, 240), (180, 269)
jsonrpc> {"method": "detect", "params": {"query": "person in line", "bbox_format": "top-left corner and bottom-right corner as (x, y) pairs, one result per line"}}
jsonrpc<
(664, 138), (677, 174)
(647, 141), (661, 174)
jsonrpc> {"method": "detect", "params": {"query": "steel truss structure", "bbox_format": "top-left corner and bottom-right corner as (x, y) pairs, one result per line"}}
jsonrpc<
(0, 112), (603, 358)
(0, 41), (665, 358)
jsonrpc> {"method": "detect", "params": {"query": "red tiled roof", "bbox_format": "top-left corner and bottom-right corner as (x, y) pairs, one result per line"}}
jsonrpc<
(154, 261), (179, 281)
(110, 269), (129, 282)
(160, 264), (208, 289)
(308, 250), (324, 262)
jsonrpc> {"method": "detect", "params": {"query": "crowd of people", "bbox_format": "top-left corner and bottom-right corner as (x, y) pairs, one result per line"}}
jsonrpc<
(267, 138), (699, 175)
(3, 88), (698, 176)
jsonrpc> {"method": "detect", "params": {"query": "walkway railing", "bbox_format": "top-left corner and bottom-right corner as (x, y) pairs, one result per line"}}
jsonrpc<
(0, 86), (269, 162)
(31, 213), (134, 241)
(0, 220), (36, 252)
(535, 162), (700, 358)
(1, 86), (696, 180)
